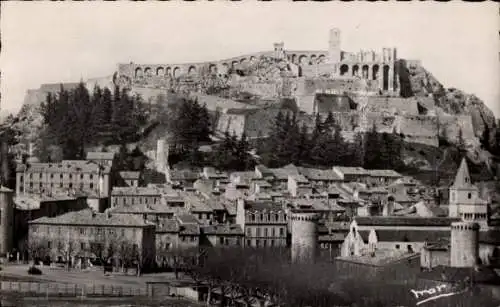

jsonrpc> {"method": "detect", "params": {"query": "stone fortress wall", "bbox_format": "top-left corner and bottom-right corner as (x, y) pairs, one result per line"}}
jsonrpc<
(111, 28), (477, 148)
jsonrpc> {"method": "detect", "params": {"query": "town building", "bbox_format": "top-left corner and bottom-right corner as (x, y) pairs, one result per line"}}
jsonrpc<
(111, 187), (162, 208)
(200, 224), (244, 247)
(118, 171), (141, 187)
(340, 216), (461, 257)
(15, 160), (112, 200)
(28, 209), (156, 268)
(236, 199), (287, 248)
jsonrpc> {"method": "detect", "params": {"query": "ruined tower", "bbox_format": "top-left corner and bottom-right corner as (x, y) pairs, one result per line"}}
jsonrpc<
(0, 186), (14, 255)
(291, 210), (319, 263)
(328, 28), (341, 64)
(273, 42), (285, 60)
(450, 221), (479, 268)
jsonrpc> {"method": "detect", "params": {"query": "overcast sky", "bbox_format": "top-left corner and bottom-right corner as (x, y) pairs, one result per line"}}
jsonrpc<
(1, 2), (499, 117)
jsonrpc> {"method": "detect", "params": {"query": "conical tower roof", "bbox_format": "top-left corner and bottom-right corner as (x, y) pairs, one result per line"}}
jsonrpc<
(450, 158), (475, 190)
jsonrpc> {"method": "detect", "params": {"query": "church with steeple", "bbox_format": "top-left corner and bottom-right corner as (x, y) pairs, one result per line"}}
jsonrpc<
(448, 158), (490, 231)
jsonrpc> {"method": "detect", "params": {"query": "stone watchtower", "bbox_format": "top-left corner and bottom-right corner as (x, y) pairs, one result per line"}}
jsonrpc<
(328, 28), (341, 65)
(0, 186), (14, 256)
(450, 221), (479, 268)
(291, 210), (319, 263)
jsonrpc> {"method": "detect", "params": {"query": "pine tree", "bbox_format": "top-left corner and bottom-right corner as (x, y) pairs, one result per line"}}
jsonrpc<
(364, 123), (380, 169)
(352, 132), (365, 167)
(297, 123), (310, 165)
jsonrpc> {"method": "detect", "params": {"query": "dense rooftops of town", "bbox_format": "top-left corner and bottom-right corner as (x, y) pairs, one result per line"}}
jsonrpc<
(353, 216), (462, 227)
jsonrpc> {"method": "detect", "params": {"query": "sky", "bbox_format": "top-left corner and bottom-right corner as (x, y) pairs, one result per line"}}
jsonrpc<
(1, 2), (499, 117)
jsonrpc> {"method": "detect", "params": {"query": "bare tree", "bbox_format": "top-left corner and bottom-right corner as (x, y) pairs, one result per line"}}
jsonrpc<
(26, 238), (50, 264)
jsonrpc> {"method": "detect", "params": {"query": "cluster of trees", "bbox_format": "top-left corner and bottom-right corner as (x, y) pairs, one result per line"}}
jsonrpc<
(39, 82), (148, 161)
(210, 131), (255, 171)
(26, 235), (143, 275)
(178, 247), (441, 307)
(259, 111), (405, 170)
(167, 98), (212, 167)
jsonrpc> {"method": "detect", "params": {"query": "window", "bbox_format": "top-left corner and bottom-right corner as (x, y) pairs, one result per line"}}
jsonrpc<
(250, 214), (255, 222)
(255, 239), (260, 247)
(69, 174), (72, 179)
(263, 240), (267, 247)
(80, 228), (85, 235)
(256, 228), (261, 237)
(80, 183), (84, 190)
(20, 175), (23, 182)
(30, 182), (33, 188)
(181, 236), (186, 242)
(246, 228), (252, 237)
(69, 183), (73, 188)
(90, 183), (94, 189)
(121, 229), (125, 236)
(47, 241), (52, 249)
(39, 173), (43, 179)
(271, 228), (276, 237)
(90, 174), (94, 180)
(80, 242), (85, 250)
(395, 244), (400, 249)
(80, 174), (84, 179)
(50, 174), (53, 179)
(29, 173), (33, 179)
(246, 239), (251, 247)
(279, 228), (284, 236)
(468, 193), (472, 199)
(219, 237), (224, 245)
(60, 174), (63, 179)
(264, 228), (268, 237)
(59, 183), (63, 188)
(191, 236), (196, 242)
(270, 239), (274, 247)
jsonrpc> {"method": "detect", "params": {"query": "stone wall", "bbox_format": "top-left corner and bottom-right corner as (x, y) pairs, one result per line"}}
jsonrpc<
(238, 82), (280, 100)
(216, 113), (246, 137)
(364, 96), (419, 115)
(396, 115), (438, 138)
(440, 115), (476, 144)
(300, 63), (336, 78)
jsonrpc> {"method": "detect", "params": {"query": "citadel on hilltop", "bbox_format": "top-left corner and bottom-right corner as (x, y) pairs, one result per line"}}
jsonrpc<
(112, 28), (476, 148)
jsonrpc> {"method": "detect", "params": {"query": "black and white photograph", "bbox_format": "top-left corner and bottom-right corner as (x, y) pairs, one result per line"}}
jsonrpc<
(0, 2), (499, 306)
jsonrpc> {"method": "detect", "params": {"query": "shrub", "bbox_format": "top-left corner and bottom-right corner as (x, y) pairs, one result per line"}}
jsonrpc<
(28, 266), (42, 275)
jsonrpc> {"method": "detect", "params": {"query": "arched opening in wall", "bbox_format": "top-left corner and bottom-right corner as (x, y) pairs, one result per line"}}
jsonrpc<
(144, 67), (152, 77)
(250, 56), (256, 63)
(209, 64), (218, 75)
(165, 67), (171, 77)
(173, 67), (181, 78)
(340, 64), (349, 76)
(299, 55), (308, 65)
(135, 67), (143, 78)
(352, 65), (359, 77)
(372, 65), (380, 80)
(362, 65), (369, 79)
(383, 65), (390, 90)
(291, 54), (297, 64)
(232, 61), (239, 69)
(240, 58), (247, 64)
(156, 67), (164, 76)
(310, 55), (317, 65)
(317, 55), (326, 64)
(188, 66), (197, 76)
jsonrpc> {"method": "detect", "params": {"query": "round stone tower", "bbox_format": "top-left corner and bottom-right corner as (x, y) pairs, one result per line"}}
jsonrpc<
(291, 210), (319, 263)
(450, 221), (479, 268)
(0, 186), (14, 256)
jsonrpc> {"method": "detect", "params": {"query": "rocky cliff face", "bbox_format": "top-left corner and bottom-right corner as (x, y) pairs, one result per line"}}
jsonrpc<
(404, 60), (497, 145)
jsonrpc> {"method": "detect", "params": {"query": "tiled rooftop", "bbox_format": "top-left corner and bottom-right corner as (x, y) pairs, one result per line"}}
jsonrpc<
(201, 224), (244, 235)
(30, 209), (154, 227)
(358, 229), (450, 243)
(110, 202), (179, 214)
(354, 216), (461, 227)
(119, 171), (141, 180)
(298, 167), (342, 181)
(333, 166), (369, 176)
(177, 213), (199, 224)
(111, 187), (161, 196)
(244, 200), (283, 212)
(86, 152), (115, 161)
(366, 169), (403, 178)
(17, 160), (111, 174)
